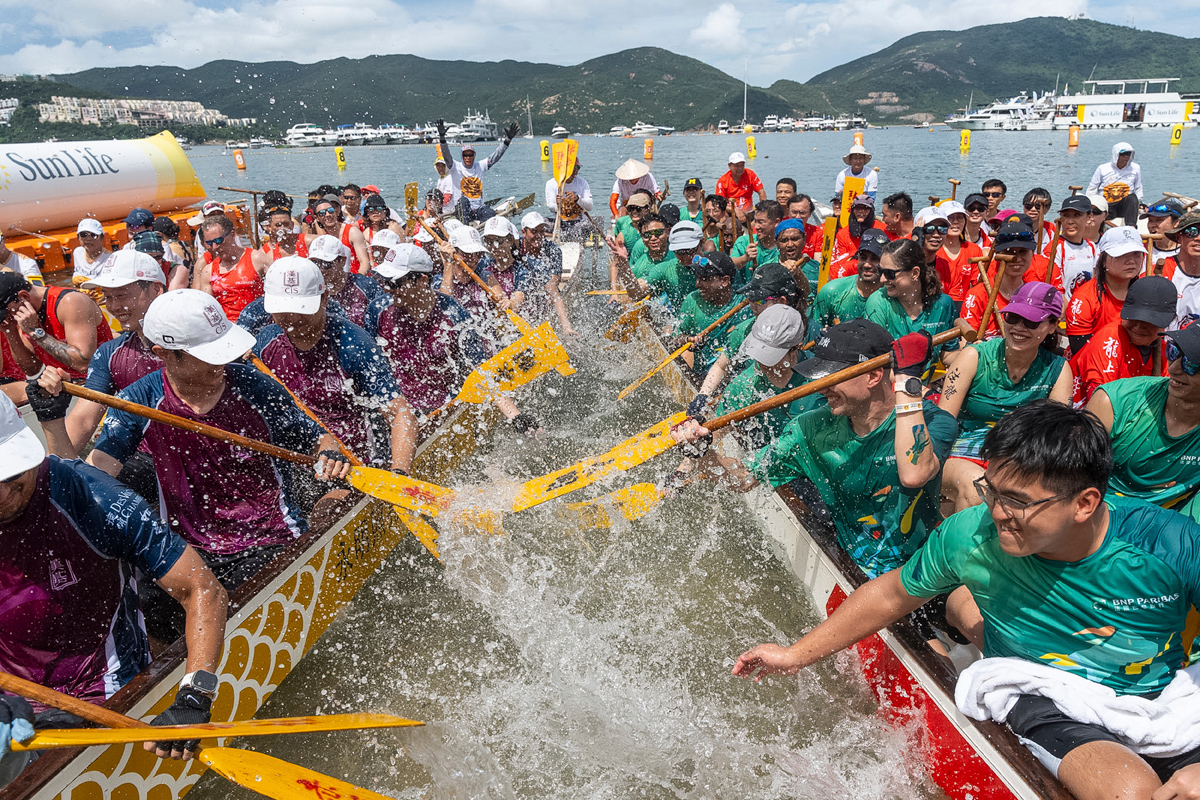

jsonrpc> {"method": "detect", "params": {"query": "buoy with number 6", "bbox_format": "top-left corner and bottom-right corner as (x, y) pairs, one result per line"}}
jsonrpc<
(335, 146), (346, 170)
(1068, 126), (1080, 148)
(540, 140), (550, 161)
(1172, 124), (1184, 146)
(233, 149), (246, 170)
(643, 138), (654, 160)
(745, 136), (756, 159)
(959, 130), (970, 152)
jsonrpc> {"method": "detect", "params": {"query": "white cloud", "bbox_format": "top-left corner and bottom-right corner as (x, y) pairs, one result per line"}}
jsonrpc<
(689, 3), (747, 51)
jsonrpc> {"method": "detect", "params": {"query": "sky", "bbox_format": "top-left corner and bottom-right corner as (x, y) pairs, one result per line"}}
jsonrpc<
(0, 0), (1191, 85)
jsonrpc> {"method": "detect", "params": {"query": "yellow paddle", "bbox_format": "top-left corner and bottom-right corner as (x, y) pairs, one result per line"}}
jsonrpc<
(0, 672), (401, 800)
(603, 300), (650, 342)
(551, 139), (578, 242)
(59, 382), (457, 518)
(618, 299), (749, 400)
(562, 473), (703, 530)
(512, 325), (971, 512)
(13, 713), (423, 751)
(588, 290), (628, 296)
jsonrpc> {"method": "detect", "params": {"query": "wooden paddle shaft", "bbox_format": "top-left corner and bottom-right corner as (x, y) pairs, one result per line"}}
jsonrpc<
(0, 671), (143, 729)
(948, 179), (961, 199)
(694, 299), (749, 341)
(1043, 223), (1065, 289)
(705, 327), (965, 433)
(1069, 185), (1083, 195)
(60, 382), (317, 467)
(248, 355), (363, 467)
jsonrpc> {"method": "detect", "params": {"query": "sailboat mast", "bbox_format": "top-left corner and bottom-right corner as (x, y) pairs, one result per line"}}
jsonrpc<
(743, 57), (748, 126)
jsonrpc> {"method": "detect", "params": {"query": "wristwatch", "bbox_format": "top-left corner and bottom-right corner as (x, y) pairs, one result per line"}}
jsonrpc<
(180, 670), (220, 698)
(893, 377), (923, 396)
(28, 328), (46, 341)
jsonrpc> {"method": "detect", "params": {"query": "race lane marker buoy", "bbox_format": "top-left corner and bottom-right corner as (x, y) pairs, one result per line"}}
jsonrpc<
(540, 140), (550, 161)
(232, 148), (246, 170)
(853, 130), (864, 147)
(643, 137), (654, 160)
(959, 130), (970, 152)
(745, 135), (756, 159)
(1068, 125), (1080, 148)
(335, 146), (347, 170)
(1171, 124), (1184, 146)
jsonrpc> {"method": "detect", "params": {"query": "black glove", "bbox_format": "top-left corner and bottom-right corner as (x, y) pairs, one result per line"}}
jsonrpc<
(686, 393), (710, 421)
(150, 687), (212, 757)
(435, 118), (447, 139)
(25, 381), (69, 422)
(503, 122), (519, 142)
(509, 412), (539, 435)
(890, 330), (934, 378)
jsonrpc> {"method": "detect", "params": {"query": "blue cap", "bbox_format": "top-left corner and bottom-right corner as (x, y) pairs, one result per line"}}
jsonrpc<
(124, 208), (154, 227)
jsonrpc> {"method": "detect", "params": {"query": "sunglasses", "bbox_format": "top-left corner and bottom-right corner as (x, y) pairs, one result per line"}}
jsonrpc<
(1089, 208), (1107, 216)
(1167, 340), (1200, 375)
(965, 204), (987, 214)
(922, 224), (949, 235)
(79, 231), (102, 239)
(316, 207), (339, 216)
(983, 191), (1004, 198)
(998, 230), (1035, 242)
(1001, 311), (1048, 329)
(1178, 226), (1200, 239)
(341, 194), (360, 200)
(1024, 202), (1049, 211)
(880, 267), (915, 281)
(366, 206), (388, 213)
(310, 258), (342, 270)
(202, 233), (228, 248)
(642, 228), (668, 238)
(1146, 204), (1178, 216)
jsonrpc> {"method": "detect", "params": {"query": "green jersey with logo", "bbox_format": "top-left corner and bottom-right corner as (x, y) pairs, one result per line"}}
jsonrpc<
(901, 497), (1200, 695)
(958, 338), (1066, 438)
(642, 256), (693, 310)
(615, 215), (643, 255)
(810, 275), (874, 337)
(864, 291), (961, 375)
(1100, 376), (1200, 516)
(748, 401), (957, 577)
(675, 292), (752, 368)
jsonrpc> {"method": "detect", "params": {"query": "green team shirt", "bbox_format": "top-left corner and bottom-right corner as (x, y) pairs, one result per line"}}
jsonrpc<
(1100, 376), (1200, 515)
(631, 248), (674, 281)
(901, 497), (1200, 695)
(615, 215), (643, 255)
(798, 258), (820, 294)
(675, 292), (752, 367)
(724, 316), (754, 363)
(715, 365), (819, 451)
(730, 234), (780, 283)
(748, 401), (957, 577)
(957, 337), (1066, 437)
(642, 257), (694, 310)
(680, 207), (704, 225)
(810, 275), (874, 337)
(864, 291), (961, 376)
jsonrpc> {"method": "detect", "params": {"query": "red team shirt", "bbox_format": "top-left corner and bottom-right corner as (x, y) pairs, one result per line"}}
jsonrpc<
(715, 169), (764, 213)
(1070, 320), (1166, 405)
(1066, 279), (1124, 338)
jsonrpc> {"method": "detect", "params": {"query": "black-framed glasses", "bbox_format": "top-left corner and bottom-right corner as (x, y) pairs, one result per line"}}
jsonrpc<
(366, 206), (388, 214)
(983, 191), (1004, 198)
(79, 231), (102, 239)
(1167, 339), (1200, 375)
(1024, 202), (1049, 211)
(1001, 312), (1046, 330)
(1178, 226), (1200, 239)
(973, 476), (1073, 519)
(1089, 208), (1107, 216)
(202, 234), (228, 249)
(642, 228), (668, 238)
(922, 224), (948, 235)
(341, 193), (360, 201)
(965, 204), (987, 214)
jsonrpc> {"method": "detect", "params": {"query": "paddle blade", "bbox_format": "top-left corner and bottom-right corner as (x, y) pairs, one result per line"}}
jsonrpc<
(201, 745), (396, 800)
(348, 467), (455, 517)
(618, 342), (690, 401)
(563, 483), (665, 529)
(393, 507), (441, 561)
(604, 302), (648, 342)
(16, 714), (423, 751)
(457, 323), (574, 405)
(512, 412), (687, 512)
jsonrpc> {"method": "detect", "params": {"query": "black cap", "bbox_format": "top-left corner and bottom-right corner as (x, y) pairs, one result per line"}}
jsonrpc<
(363, 194), (389, 209)
(1141, 197), (1185, 219)
(659, 203), (680, 223)
(688, 251), (737, 279)
(857, 229), (889, 258)
(963, 193), (988, 210)
(1121, 276), (1177, 328)
(736, 261), (799, 302)
(796, 319), (893, 379)
(1060, 195), (1092, 215)
(262, 190), (292, 210)
(684, 178), (703, 191)
(0, 270), (31, 309)
(994, 218), (1037, 252)
(1166, 320), (1200, 362)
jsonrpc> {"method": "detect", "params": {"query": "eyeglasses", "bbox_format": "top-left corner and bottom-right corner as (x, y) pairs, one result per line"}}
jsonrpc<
(341, 194), (360, 201)
(1001, 312), (1047, 329)
(1178, 226), (1200, 239)
(983, 191), (1004, 198)
(922, 225), (948, 235)
(965, 205), (987, 214)
(1167, 339), (1200, 375)
(880, 267), (914, 281)
(973, 476), (1073, 519)
(1024, 202), (1049, 211)
(998, 230), (1035, 242)
(642, 228), (668, 238)
(310, 258), (341, 270)
(202, 234), (228, 249)
(316, 208), (339, 217)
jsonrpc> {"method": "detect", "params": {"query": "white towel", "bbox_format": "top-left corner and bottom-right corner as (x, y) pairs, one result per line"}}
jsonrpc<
(955, 657), (1200, 758)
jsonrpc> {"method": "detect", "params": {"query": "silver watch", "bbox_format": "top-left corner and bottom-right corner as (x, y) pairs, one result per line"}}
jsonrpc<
(29, 327), (46, 341)
(180, 669), (219, 697)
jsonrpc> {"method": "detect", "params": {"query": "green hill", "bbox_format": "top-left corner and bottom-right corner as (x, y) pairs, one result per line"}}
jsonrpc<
(786, 17), (1200, 122)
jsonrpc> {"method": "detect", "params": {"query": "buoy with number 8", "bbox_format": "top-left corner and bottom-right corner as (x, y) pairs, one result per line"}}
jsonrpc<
(335, 146), (346, 170)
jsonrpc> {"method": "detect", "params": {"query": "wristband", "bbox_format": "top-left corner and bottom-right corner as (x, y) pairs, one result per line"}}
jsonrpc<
(895, 401), (924, 415)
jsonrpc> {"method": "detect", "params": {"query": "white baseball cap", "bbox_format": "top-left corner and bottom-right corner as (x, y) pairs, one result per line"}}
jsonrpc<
(728, 152), (747, 164)
(0, 392), (44, 481)
(1098, 225), (1147, 257)
(308, 234), (350, 263)
(143, 289), (255, 365)
(520, 211), (549, 231)
(375, 244), (435, 280)
(669, 221), (703, 251)
(914, 206), (950, 227)
(369, 229), (404, 250)
(483, 216), (515, 239)
(77, 218), (104, 237)
(939, 200), (967, 218)
(414, 225), (435, 243)
(449, 226), (487, 254)
(82, 250), (165, 289)
(264, 257), (326, 315)
(737, 305), (806, 366)
(1087, 194), (1109, 213)
(443, 219), (466, 235)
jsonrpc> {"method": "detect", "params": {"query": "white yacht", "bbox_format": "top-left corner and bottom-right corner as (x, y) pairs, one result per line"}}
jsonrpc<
(1052, 79), (1199, 129)
(655, 125), (675, 136)
(716, 119), (730, 134)
(946, 91), (1056, 130)
(443, 124), (478, 144)
(550, 124), (570, 139)
(629, 121), (659, 137)
(608, 125), (632, 137)
(460, 109), (499, 141)
(802, 116), (824, 131)
(763, 115), (779, 131)
(779, 117), (795, 131)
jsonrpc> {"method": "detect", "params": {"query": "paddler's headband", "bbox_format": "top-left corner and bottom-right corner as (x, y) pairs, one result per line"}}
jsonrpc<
(774, 219), (805, 237)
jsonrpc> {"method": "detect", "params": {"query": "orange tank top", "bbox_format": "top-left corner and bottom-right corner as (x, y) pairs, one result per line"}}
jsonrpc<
(210, 248), (263, 321)
(340, 223), (362, 274)
(262, 236), (309, 261)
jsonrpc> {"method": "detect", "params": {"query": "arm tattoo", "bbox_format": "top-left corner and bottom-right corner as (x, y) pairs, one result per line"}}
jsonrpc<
(906, 424), (929, 464)
(36, 335), (86, 370)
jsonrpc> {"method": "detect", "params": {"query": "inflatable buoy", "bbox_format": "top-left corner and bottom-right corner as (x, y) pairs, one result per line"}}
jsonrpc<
(233, 149), (246, 170)
(643, 138), (654, 160)
(540, 140), (550, 161)
(335, 147), (347, 170)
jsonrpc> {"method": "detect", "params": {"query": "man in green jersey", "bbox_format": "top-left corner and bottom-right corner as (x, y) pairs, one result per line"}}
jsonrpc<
(731, 201), (783, 280)
(1086, 322), (1200, 520)
(732, 400), (1200, 800)
(671, 251), (752, 371)
(673, 320), (956, 580)
(690, 261), (806, 418)
(809, 228), (886, 340)
(775, 218), (820, 290)
(612, 220), (698, 311)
